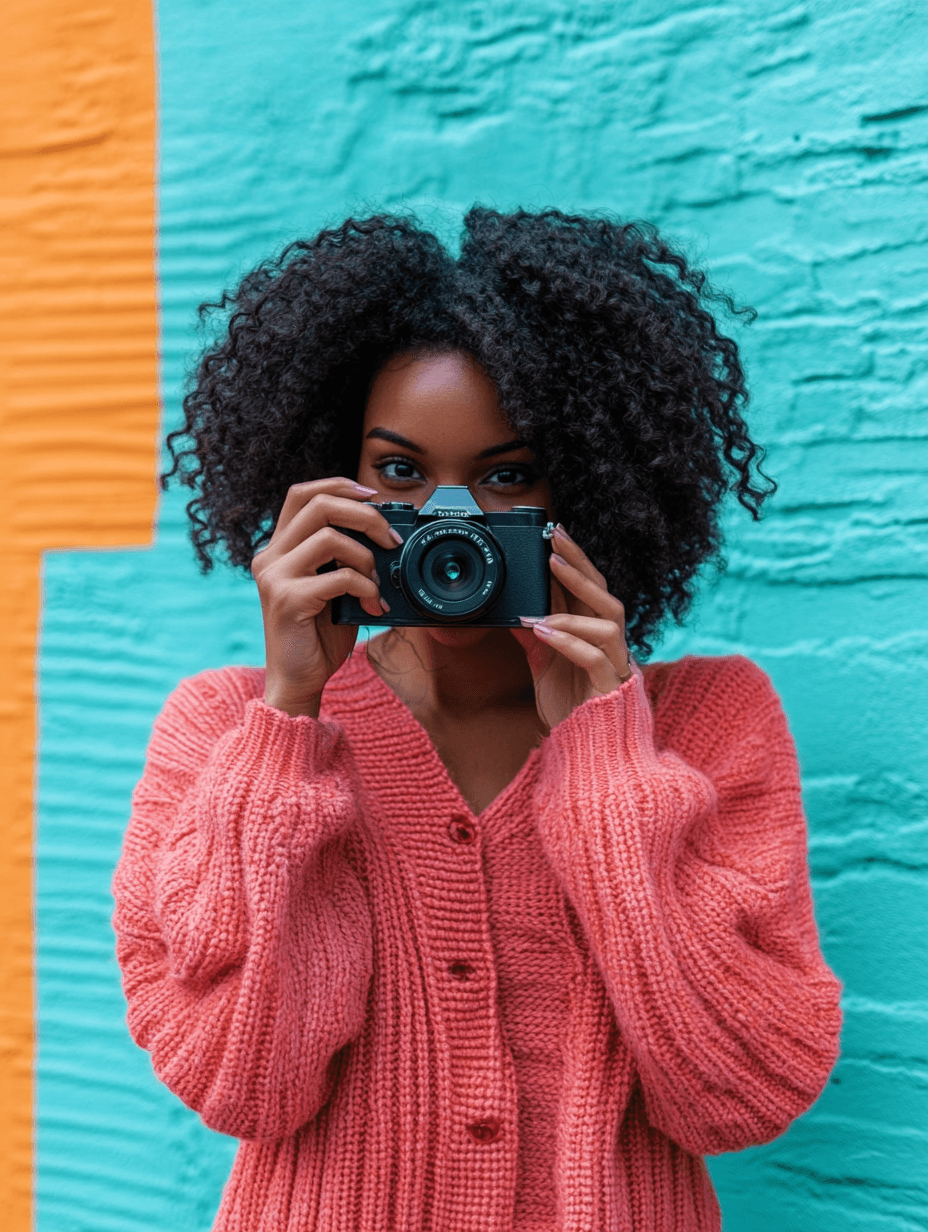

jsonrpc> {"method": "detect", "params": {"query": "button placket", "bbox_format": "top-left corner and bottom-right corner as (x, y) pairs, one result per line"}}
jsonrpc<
(445, 819), (479, 986)
(429, 811), (511, 1191)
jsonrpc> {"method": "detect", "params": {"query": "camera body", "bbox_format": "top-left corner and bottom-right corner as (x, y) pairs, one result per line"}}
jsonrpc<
(330, 486), (555, 627)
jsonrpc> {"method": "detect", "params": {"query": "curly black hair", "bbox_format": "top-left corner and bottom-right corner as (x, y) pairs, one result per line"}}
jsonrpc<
(163, 207), (774, 656)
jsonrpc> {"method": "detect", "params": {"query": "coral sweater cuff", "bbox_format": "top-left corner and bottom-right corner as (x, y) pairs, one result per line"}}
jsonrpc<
(544, 665), (661, 776)
(238, 696), (345, 792)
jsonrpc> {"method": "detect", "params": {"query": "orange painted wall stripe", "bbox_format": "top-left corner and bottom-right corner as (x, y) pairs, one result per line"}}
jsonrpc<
(0, 0), (159, 1222)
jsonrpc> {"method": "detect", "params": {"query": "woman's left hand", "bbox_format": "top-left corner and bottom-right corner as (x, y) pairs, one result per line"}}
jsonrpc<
(511, 524), (633, 730)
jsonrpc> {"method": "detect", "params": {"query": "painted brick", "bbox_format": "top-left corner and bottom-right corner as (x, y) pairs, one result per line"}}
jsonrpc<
(37, 0), (928, 1228)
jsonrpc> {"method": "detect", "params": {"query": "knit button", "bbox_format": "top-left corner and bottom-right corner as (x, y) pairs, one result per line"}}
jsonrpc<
(467, 1118), (500, 1143)
(448, 817), (477, 844)
(448, 961), (475, 981)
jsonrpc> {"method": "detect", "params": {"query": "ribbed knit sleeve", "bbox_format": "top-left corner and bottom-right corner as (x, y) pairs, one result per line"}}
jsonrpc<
(533, 655), (842, 1156)
(111, 668), (374, 1142)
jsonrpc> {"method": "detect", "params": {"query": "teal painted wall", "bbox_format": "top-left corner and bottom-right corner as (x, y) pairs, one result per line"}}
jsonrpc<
(37, 1), (928, 1229)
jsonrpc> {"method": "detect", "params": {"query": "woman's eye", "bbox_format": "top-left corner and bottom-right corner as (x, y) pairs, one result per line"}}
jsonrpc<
(484, 465), (535, 487)
(377, 458), (423, 482)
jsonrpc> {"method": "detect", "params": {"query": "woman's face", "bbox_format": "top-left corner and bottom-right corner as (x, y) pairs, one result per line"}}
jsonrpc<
(356, 349), (552, 647)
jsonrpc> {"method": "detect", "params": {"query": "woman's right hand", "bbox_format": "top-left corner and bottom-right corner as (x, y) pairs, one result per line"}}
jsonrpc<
(251, 478), (400, 718)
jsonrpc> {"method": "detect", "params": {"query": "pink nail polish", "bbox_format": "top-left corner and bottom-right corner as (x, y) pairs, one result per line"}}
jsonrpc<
(550, 553), (567, 567)
(354, 483), (378, 496)
(533, 622), (556, 637)
(389, 528), (404, 546)
(380, 596), (391, 613)
(555, 523), (573, 541)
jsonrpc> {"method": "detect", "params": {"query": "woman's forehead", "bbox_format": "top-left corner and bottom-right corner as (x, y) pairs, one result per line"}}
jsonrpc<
(362, 351), (518, 454)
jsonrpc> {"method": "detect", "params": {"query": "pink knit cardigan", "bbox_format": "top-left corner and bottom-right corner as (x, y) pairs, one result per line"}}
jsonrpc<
(112, 648), (842, 1231)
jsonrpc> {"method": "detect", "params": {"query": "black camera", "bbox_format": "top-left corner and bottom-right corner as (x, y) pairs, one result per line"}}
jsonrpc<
(329, 486), (555, 627)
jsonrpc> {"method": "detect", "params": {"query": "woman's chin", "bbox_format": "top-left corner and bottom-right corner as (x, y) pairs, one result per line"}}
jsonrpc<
(422, 624), (495, 649)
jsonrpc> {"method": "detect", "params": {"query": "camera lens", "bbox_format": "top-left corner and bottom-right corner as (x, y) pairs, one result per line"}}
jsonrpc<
(400, 521), (504, 621)
(423, 543), (482, 601)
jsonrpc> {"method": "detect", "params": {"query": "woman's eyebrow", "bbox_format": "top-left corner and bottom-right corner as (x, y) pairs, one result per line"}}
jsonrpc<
(365, 427), (424, 453)
(365, 428), (528, 460)
(477, 438), (528, 459)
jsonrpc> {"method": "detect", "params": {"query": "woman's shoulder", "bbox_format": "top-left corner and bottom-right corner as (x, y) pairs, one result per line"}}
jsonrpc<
(154, 664), (267, 737)
(153, 652), (377, 737)
(643, 652), (776, 700)
(642, 653), (785, 738)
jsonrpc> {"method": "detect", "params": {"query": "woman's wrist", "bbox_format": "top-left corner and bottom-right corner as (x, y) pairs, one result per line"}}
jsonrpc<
(263, 686), (323, 719)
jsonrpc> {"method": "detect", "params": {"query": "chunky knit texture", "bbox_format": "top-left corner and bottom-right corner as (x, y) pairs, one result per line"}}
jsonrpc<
(112, 646), (842, 1231)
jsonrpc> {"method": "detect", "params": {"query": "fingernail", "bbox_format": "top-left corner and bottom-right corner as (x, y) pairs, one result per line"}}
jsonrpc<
(389, 528), (404, 546)
(354, 483), (378, 496)
(532, 622), (556, 637)
(380, 596), (391, 613)
(550, 553), (567, 567)
(555, 523), (572, 541)
(519, 616), (543, 626)
(372, 569), (381, 586)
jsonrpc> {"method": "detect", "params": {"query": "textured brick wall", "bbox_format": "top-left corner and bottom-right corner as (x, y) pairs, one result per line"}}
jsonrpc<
(36, 1), (928, 1229)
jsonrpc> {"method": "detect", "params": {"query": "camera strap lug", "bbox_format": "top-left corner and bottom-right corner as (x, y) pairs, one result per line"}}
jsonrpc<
(542, 522), (556, 540)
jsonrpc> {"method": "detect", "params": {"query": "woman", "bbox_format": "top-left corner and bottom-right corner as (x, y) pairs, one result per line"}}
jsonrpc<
(113, 208), (842, 1231)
